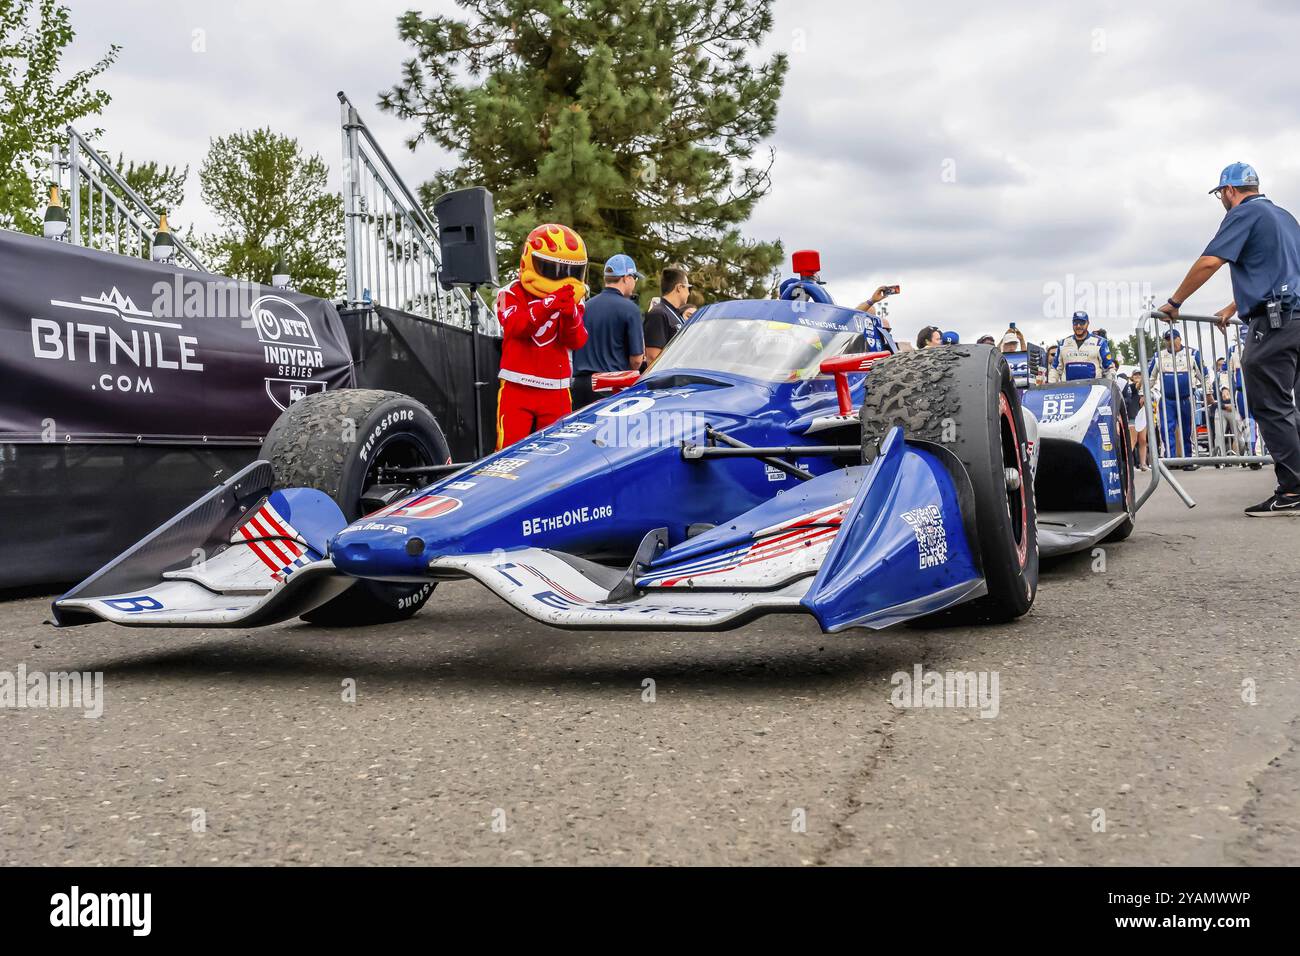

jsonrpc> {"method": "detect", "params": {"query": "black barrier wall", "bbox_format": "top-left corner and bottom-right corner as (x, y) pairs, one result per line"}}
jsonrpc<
(0, 443), (257, 589)
(345, 305), (502, 461)
(0, 230), (497, 590)
(0, 230), (355, 443)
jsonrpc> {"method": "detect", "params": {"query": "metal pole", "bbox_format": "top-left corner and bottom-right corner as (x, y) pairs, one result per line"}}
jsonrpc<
(340, 97), (362, 310)
(371, 175), (381, 307)
(469, 283), (484, 459)
(1234, 321), (1259, 455)
(67, 131), (81, 246)
(1135, 311), (1195, 509)
(1156, 459), (1196, 507)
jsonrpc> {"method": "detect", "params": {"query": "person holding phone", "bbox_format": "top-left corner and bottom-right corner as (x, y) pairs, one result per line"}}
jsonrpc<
(857, 284), (900, 315)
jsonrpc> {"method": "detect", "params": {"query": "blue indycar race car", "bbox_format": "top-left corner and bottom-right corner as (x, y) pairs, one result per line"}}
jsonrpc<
(53, 259), (1136, 634)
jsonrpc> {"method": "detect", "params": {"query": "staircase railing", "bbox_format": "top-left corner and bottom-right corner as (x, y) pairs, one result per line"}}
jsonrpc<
(55, 126), (208, 272)
(338, 91), (497, 335)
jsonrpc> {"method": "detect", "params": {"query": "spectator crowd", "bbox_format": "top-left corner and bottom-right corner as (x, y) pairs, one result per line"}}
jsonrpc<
(502, 227), (1261, 479)
(885, 307), (1259, 474)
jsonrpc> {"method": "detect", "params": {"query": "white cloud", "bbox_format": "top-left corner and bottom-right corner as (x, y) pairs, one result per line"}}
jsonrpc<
(749, 0), (1298, 343)
(58, 0), (1300, 346)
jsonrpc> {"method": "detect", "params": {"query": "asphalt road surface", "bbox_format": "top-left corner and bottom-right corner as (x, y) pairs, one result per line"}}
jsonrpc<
(2, 468), (1296, 866)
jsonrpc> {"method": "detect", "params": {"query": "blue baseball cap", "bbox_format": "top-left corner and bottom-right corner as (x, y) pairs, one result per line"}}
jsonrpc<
(603, 254), (641, 279)
(941, 330), (960, 344)
(1210, 162), (1259, 194)
(1072, 310), (1089, 325)
(1163, 327), (1181, 340)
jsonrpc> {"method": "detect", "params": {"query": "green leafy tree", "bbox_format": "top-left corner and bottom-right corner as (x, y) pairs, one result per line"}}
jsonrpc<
(197, 128), (344, 299)
(0, 0), (118, 233)
(1119, 329), (1159, 368)
(115, 154), (187, 214)
(379, 0), (787, 300)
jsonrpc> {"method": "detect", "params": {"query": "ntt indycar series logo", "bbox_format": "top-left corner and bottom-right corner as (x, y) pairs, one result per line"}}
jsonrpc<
(249, 294), (329, 411)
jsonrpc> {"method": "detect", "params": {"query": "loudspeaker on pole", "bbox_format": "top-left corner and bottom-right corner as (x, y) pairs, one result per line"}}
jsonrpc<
(434, 187), (497, 289)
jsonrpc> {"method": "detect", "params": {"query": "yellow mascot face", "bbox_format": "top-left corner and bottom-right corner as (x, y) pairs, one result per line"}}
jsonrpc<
(519, 223), (588, 300)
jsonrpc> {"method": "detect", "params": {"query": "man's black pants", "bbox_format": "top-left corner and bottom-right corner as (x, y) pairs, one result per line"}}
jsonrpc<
(1241, 315), (1300, 494)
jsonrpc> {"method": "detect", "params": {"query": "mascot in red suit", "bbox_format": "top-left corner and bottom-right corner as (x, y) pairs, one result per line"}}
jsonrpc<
(495, 223), (589, 449)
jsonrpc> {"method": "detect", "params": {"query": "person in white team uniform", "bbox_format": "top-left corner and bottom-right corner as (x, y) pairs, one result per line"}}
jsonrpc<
(1052, 311), (1116, 381)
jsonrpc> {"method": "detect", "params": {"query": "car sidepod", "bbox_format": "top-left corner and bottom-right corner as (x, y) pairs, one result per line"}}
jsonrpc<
(1020, 381), (1132, 556)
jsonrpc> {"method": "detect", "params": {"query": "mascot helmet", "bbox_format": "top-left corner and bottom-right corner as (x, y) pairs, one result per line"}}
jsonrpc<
(519, 223), (588, 299)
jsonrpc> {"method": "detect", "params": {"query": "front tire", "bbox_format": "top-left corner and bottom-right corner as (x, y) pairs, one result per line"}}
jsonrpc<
(860, 345), (1038, 623)
(260, 389), (450, 624)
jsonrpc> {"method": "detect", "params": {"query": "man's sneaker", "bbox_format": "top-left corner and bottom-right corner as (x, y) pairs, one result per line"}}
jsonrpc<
(1245, 493), (1300, 517)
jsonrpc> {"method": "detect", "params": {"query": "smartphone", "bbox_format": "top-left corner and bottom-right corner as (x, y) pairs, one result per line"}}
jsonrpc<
(882, 285), (901, 296)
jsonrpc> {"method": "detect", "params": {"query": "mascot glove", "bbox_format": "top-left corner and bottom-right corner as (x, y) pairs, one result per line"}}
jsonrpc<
(544, 285), (577, 316)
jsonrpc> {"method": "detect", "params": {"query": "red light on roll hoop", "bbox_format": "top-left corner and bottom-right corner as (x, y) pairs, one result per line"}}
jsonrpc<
(791, 249), (821, 278)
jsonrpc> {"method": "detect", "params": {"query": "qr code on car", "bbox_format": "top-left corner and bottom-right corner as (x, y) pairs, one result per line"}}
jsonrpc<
(900, 505), (948, 569)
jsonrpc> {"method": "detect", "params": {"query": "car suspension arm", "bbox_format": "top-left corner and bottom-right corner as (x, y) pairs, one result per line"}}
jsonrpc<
(681, 426), (855, 481)
(377, 462), (472, 478)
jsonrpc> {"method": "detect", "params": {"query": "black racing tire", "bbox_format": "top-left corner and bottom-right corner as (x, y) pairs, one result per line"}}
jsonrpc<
(1103, 379), (1136, 543)
(260, 389), (450, 625)
(860, 345), (1037, 624)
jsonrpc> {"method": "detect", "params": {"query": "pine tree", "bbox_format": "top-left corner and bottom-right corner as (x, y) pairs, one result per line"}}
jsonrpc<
(0, 0), (118, 233)
(379, 0), (787, 300)
(197, 128), (344, 299)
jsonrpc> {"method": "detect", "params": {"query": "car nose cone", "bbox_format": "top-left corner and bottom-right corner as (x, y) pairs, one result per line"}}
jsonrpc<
(330, 529), (430, 580)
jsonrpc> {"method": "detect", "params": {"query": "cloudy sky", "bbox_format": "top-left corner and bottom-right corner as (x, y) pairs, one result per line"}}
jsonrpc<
(59, 0), (1300, 345)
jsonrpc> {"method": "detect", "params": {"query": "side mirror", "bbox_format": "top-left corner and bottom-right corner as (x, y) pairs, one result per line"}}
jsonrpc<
(592, 370), (641, 394)
(818, 351), (892, 416)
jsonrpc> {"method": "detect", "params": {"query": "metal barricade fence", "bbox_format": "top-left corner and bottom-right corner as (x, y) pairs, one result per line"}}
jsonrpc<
(51, 127), (209, 272)
(1134, 310), (1272, 510)
(337, 91), (498, 336)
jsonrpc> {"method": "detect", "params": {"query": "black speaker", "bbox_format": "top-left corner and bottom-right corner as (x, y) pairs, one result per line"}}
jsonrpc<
(434, 186), (497, 288)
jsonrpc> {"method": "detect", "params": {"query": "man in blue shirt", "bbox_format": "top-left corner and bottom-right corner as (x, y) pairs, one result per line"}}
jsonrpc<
(571, 253), (646, 408)
(1158, 163), (1300, 515)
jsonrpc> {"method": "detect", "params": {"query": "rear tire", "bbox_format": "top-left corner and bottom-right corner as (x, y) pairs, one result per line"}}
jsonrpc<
(260, 389), (450, 625)
(860, 345), (1037, 623)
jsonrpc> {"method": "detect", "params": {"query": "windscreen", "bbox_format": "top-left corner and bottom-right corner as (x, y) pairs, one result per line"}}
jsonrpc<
(649, 317), (865, 383)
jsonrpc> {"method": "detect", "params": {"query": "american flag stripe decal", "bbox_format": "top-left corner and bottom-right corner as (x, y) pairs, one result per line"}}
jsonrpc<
(234, 500), (311, 580)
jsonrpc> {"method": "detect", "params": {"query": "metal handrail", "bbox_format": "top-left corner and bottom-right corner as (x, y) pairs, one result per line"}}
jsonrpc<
(1134, 310), (1272, 511)
(64, 126), (209, 271)
(337, 91), (494, 334)
(339, 93), (440, 240)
